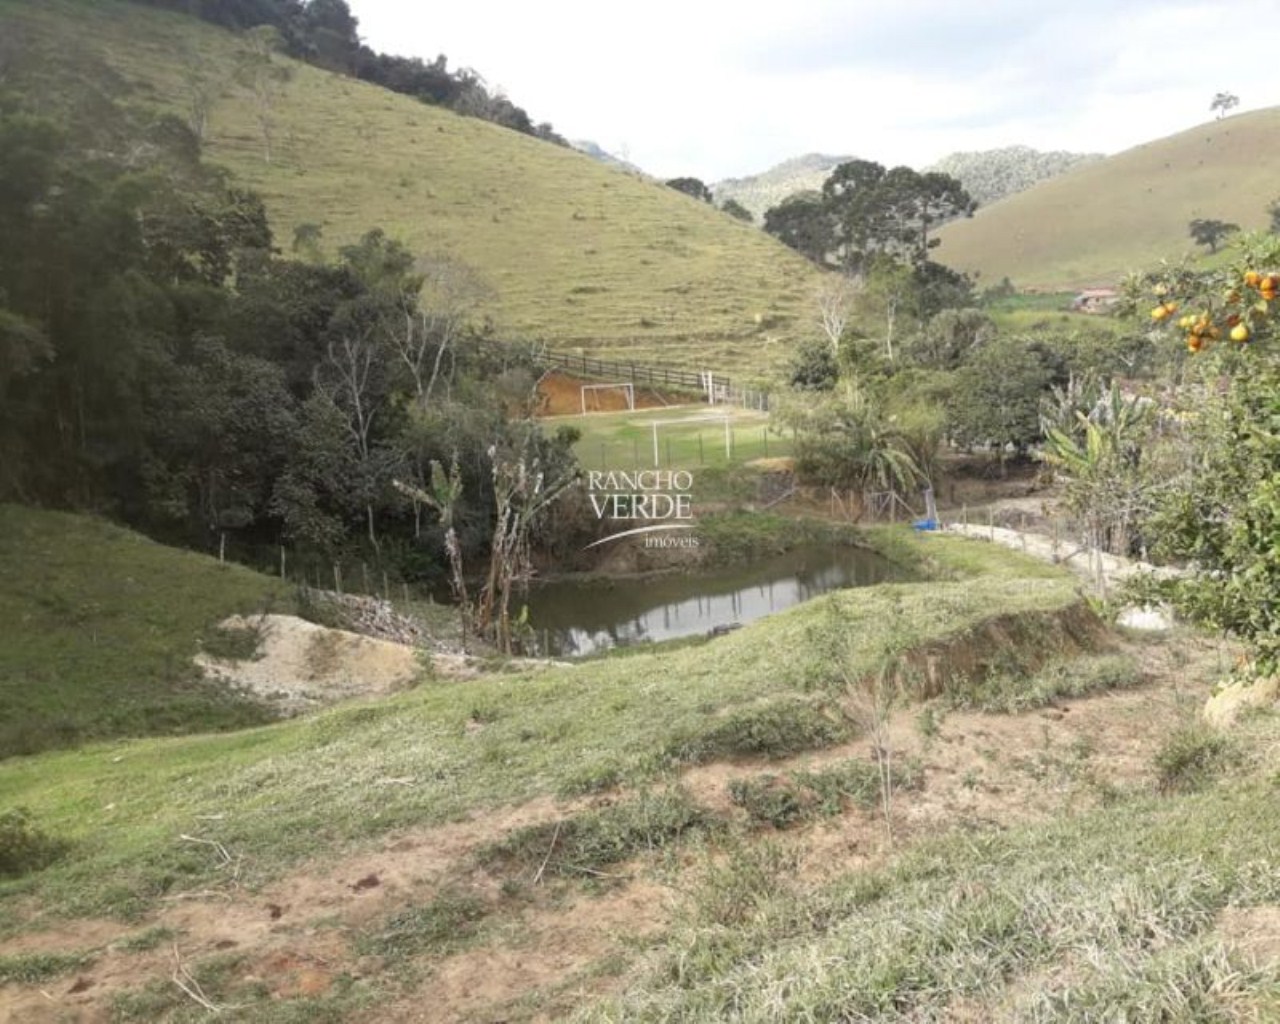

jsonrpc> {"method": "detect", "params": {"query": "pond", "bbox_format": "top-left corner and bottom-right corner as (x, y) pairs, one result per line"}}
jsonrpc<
(524, 543), (908, 657)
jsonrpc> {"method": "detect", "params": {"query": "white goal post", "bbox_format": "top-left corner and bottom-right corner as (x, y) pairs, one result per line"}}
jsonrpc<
(580, 382), (635, 414)
(645, 413), (733, 466)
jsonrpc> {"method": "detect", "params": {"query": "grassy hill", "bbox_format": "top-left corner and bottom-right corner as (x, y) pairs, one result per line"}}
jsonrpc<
(0, 0), (825, 378)
(0, 506), (288, 758)
(934, 108), (1280, 289)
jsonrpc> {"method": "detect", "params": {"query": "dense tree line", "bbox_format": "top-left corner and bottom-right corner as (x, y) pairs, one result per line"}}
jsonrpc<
(0, 75), (572, 587)
(131, 0), (566, 144)
(779, 261), (1159, 494)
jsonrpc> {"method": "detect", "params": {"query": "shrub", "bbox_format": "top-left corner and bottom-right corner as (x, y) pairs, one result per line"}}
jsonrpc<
(201, 621), (264, 661)
(479, 789), (708, 880)
(0, 808), (69, 879)
(1154, 726), (1236, 794)
(362, 888), (488, 959)
(667, 700), (849, 765)
(728, 776), (808, 829)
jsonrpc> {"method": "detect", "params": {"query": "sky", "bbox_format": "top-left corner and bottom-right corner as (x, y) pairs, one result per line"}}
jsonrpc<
(350, 0), (1280, 182)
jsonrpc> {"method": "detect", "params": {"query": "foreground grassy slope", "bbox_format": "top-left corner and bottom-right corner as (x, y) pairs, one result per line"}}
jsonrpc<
(0, 0), (823, 378)
(0, 522), (1078, 923)
(935, 107), (1280, 289)
(0, 506), (287, 758)
(589, 771), (1280, 1021)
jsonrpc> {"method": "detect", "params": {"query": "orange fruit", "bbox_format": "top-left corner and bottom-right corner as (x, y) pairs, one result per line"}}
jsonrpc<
(1151, 305), (1170, 321)
(1245, 270), (1261, 287)
(1231, 323), (1251, 342)
(1187, 335), (1204, 352)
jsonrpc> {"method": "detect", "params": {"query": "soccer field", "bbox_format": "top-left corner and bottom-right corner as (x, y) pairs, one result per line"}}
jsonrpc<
(544, 405), (793, 471)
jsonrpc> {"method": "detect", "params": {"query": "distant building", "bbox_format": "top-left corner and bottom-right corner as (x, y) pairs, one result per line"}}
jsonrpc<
(1072, 288), (1119, 314)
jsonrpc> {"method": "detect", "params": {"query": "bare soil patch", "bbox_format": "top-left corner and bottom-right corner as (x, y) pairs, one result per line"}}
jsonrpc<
(534, 370), (682, 417)
(196, 614), (423, 714)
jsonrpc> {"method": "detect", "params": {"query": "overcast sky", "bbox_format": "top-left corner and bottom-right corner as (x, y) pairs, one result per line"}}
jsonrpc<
(350, 0), (1280, 182)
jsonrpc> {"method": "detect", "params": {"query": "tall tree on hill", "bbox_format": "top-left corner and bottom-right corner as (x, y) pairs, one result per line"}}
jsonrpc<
(1210, 91), (1239, 119)
(235, 26), (292, 163)
(666, 177), (713, 203)
(304, 0), (361, 72)
(763, 192), (836, 265)
(720, 198), (753, 223)
(767, 160), (975, 272)
(821, 159), (889, 270)
(1189, 218), (1239, 254)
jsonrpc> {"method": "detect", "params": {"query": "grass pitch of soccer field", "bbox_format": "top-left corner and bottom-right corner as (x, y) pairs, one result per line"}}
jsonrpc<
(548, 405), (792, 473)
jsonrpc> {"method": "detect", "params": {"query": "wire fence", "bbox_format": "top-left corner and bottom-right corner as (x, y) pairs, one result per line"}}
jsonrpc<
(578, 426), (793, 471)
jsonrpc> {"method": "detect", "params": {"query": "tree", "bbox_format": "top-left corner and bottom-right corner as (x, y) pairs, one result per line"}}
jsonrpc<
(390, 253), (492, 407)
(948, 336), (1054, 468)
(762, 192), (835, 265)
(777, 389), (923, 496)
(907, 307), (995, 369)
(856, 258), (916, 363)
(1039, 379), (1158, 556)
(1210, 91), (1239, 119)
(235, 26), (292, 163)
(1139, 232), (1280, 673)
(720, 198), (753, 223)
(1142, 363), (1280, 671)
(476, 427), (577, 653)
(822, 160), (974, 270)
(1189, 218), (1239, 254)
(182, 47), (222, 143)
(787, 337), (839, 391)
(1267, 198), (1280, 235)
(814, 273), (862, 358)
(665, 177), (713, 203)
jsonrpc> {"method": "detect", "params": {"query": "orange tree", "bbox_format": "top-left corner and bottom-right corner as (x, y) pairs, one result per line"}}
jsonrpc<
(1132, 232), (1280, 674)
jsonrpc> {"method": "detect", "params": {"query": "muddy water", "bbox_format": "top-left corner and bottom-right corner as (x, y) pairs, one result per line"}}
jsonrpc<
(525, 544), (907, 656)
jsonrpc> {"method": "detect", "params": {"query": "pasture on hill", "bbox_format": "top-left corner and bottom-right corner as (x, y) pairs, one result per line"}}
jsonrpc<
(0, 0), (825, 378)
(0, 505), (289, 758)
(935, 107), (1280, 289)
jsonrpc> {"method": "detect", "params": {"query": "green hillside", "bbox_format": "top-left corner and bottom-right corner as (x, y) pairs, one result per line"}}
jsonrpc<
(0, 506), (287, 758)
(0, 0), (824, 376)
(934, 108), (1280, 289)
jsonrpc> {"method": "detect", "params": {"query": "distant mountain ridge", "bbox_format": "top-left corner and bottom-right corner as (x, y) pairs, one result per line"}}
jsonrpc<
(711, 153), (854, 221)
(925, 146), (1104, 208)
(712, 147), (1100, 223)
